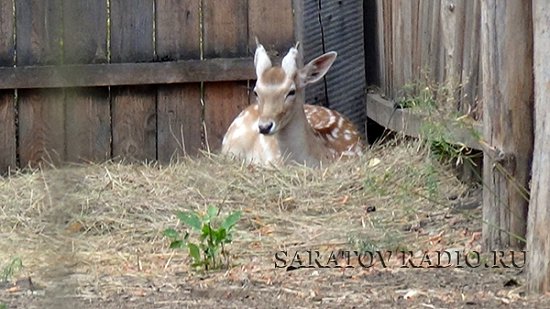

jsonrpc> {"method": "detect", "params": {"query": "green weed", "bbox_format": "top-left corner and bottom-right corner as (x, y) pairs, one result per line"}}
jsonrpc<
(164, 205), (242, 271)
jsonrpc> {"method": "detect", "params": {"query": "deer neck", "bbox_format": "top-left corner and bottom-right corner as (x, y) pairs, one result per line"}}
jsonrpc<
(276, 101), (326, 167)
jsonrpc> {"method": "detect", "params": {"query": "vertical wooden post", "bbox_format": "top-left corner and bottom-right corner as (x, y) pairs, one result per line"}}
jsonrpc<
(480, 0), (533, 249)
(527, 0), (550, 294)
(0, 0), (16, 173)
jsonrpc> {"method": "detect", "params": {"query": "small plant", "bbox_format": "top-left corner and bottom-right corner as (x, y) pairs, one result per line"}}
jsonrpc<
(0, 303), (6, 309)
(164, 205), (242, 271)
(1, 257), (23, 284)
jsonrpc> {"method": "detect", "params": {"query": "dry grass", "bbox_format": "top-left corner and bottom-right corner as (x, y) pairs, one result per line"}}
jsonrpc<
(0, 139), (479, 303)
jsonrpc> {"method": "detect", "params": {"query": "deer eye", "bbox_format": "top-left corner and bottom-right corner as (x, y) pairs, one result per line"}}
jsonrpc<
(253, 89), (259, 97)
(286, 89), (296, 98)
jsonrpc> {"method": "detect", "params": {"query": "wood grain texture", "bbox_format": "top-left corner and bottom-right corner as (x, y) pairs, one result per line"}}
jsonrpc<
(63, 0), (110, 163)
(16, 0), (65, 167)
(374, 0), (485, 118)
(440, 0), (465, 111)
(248, 0), (294, 54)
(203, 0), (249, 151)
(0, 58), (258, 89)
(460, 0), (481, 118)
(0, 0), (15, 173)
(366, 94), (482, 150)
(204, 81), (248, 151)
(527, 0), (550, 294)
(156, 0), (202, 160)
(111, 0), (156, 161)
(481, 0), (533, 250)
(202, 0), (248, 58)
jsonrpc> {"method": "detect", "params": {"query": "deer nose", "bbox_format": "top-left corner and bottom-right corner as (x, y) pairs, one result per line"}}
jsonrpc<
(258, 122), (274, 135)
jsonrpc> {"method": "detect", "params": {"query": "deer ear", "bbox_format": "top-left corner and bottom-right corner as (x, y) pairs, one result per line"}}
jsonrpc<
(254, 40), (272, 78)
(297, 52), (337, 87)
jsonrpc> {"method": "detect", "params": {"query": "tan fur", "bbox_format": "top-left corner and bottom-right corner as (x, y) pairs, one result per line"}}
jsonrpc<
(261, 67), (287, 85)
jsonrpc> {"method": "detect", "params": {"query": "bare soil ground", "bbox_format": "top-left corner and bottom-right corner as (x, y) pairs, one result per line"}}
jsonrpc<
(1, 140), (548, 308)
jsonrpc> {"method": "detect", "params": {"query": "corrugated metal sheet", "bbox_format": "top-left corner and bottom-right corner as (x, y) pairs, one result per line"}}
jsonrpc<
(302, 0), (367, 134)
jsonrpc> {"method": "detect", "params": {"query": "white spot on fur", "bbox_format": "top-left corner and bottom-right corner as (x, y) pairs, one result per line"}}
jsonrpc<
(344, 132), (352, 141)
(332, 127), (340, 138)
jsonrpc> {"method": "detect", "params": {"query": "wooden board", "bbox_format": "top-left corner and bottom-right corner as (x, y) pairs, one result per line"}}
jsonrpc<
(373, 0), (483, 117)
(110, 0), (156, 162)
(0, 0), (15, 173)
(156, 0), (202, 160)
(460, 0), (482, 118)
(16, 0), (65, 167)
(481, 0), (533, 249)
(203, 0), (248, 151)
(527, 0), (550, 293)
(0, 58), (258, 89)
(63, 0), (110, 163)
(248, 0), (294, 54)
(366, 93), (482, 150)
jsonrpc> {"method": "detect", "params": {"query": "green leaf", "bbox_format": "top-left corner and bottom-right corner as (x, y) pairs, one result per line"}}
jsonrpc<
(169, 240), (185, 249)
(221, 211), (242, 230)
(188, 243), (201, 263)
(177, 211), (202, 231)
(163, 228), (179, 239)
(206, 205), (219, 222)
(201, 223), (212, 236)
(212, 228), (227, 244)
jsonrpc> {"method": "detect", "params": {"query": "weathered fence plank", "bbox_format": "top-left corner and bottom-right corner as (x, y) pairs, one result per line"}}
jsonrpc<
(63, 0), (110, 163)
(156, 0), (202, 160)
(527, 0), (550, 294)
(16, 0), (65, 167)
(203, 0), (249, 151)
(481, 0), (533, 250)
(375, 0), (482, 116)
(111, 0), (157, 162)
(460, 0), (481, 118)
(0, 58), (258, 89)
(441, 0), (465, 98)
(248, 0), (294, 54)
(0, 0), (15, 173)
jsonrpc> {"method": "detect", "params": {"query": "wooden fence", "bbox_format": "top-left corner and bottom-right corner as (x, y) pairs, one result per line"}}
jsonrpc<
(371, 0), (482, 119)
(0, 0), (296, 173)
